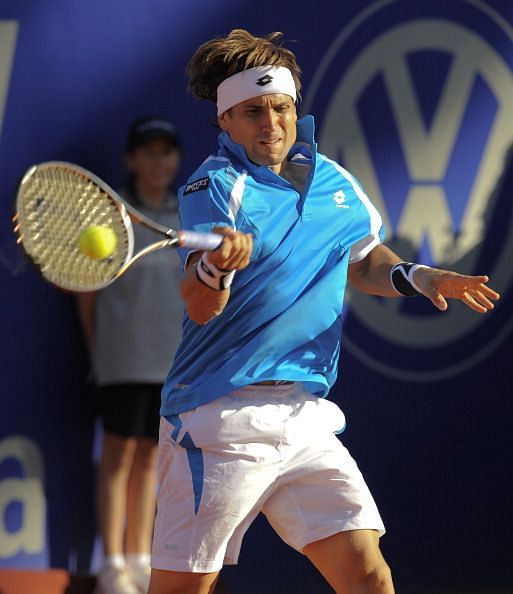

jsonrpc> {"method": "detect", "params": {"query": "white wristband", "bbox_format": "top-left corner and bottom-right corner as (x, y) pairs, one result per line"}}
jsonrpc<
(390, 262), (430, 296)
(408, 264), (429, 294)
(196, 252), (235, 291)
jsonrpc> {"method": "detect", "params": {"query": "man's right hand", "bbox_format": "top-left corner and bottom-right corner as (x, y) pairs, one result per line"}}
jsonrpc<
(181, 227), (253, 325)
(207, 226), (253, 271)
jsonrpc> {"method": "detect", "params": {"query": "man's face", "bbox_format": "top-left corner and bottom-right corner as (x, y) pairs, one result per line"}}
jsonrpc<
(218, 94), (297, 174)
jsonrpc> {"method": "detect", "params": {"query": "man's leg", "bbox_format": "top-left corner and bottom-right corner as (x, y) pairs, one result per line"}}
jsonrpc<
(303, 529), (394, 594)
(148, 568), (219, 594)
(151, 398), (286, 594)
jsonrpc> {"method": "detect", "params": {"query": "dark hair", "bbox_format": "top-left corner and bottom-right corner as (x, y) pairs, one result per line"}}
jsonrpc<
(125, 115), (181, 154)
(187, 29), (301, 103)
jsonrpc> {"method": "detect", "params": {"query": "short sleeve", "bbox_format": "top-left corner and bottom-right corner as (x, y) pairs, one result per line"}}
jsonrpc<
(178, 174), (233, 267)
(344, 173), (385, 263)
(318, 155), (385, 264)
(349, 222), (385, 263)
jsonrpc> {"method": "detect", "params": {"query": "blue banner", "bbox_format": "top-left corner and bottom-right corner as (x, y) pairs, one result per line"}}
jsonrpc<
(1, 1), (512, 592)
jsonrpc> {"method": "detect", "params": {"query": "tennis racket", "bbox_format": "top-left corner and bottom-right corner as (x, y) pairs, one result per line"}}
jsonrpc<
(13, 161), (222, 292)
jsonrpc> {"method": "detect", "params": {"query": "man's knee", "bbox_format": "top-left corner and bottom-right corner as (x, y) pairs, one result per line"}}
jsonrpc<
(351, 561), (394, 594)
(148, 568), (219, 594)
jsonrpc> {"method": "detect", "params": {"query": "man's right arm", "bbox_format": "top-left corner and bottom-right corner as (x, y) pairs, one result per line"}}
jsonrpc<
(180, 227), (253, 325)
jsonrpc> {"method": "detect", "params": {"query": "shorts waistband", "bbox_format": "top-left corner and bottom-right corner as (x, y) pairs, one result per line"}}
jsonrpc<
(237, 382), (300, 396)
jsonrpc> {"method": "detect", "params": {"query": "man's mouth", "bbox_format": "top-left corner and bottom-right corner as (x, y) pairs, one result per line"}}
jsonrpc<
(259, 138), (282, 146)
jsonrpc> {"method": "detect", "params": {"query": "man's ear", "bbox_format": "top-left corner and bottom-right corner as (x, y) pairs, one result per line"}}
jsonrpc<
(218, 111), (229, 131)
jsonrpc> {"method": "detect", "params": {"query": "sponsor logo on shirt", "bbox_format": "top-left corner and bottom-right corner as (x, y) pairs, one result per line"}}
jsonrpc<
(333, 190), (349, 208)
(184, 176), (209, 195)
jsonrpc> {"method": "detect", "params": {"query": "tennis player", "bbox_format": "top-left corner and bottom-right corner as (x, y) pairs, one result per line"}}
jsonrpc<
(148, 30), (500, 594)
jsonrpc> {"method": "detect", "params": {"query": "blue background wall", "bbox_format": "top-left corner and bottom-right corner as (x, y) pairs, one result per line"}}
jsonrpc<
(1, 1), (512, 592)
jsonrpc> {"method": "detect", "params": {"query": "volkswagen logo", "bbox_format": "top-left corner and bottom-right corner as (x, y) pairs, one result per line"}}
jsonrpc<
(305, 0), (513, 380)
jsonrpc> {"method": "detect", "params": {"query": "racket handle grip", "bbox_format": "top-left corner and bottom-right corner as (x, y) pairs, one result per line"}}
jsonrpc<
(178, 230), (224, 251)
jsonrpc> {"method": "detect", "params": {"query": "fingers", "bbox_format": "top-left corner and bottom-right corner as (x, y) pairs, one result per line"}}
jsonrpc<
(427, 270), (501, 314)
(459, 286), (498, 312)
(445, 276), (500, 312)
(476, 283), (500, 301)
(208, 227), (253, 271)
(460, 291), (488, 314)
(221, 232), (252, 269)
(450, 275), (500, 299)
(427, 286), (488, 314)
(473, 289), (496, 310)
(427, 291), (448, 312)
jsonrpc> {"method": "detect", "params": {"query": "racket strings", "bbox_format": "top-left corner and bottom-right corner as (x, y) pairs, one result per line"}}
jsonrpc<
(17, 166), (131, 291)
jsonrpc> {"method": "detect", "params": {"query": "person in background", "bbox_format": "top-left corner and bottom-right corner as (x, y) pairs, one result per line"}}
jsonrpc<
(77, 116), (183, 594)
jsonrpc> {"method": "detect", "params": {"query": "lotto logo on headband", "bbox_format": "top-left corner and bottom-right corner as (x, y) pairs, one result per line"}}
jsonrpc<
(256, 75), (273, 86)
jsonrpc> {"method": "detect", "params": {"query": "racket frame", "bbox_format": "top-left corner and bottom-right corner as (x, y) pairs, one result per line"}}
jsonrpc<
(13, 161), (204, 292)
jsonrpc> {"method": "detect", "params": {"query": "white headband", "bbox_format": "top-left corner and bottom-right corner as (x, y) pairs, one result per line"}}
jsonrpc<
(216, 66), (297, 115)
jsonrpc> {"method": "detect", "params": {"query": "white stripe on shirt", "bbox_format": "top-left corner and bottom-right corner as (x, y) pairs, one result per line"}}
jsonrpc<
(228, 171), (247, 228)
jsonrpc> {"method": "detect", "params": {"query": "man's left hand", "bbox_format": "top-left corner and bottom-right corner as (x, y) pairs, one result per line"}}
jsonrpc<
(413, 267), (500, 313)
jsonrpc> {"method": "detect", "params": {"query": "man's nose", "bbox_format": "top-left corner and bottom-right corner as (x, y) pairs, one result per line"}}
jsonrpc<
(260, 109), (278, 131)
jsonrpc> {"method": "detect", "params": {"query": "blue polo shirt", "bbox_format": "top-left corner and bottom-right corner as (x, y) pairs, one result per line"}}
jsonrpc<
(161, 115), (383, 416)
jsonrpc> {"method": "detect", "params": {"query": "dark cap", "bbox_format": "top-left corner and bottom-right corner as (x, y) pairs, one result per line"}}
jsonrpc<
(126, 116), (181, 153)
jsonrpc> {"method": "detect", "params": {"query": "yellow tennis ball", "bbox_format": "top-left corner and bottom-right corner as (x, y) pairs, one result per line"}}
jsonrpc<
(78, 225), (117, 260)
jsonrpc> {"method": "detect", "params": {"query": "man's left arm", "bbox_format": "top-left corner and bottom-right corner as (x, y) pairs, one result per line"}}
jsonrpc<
(348, 244), (500, 313)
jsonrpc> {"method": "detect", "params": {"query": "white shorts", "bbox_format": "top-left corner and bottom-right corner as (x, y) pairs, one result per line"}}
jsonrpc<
(152, 383), (385, 573)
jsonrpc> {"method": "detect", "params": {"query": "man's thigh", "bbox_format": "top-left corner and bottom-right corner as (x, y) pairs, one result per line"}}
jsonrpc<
(152, 401), (284, 573)
(262, 399), (385, 552)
